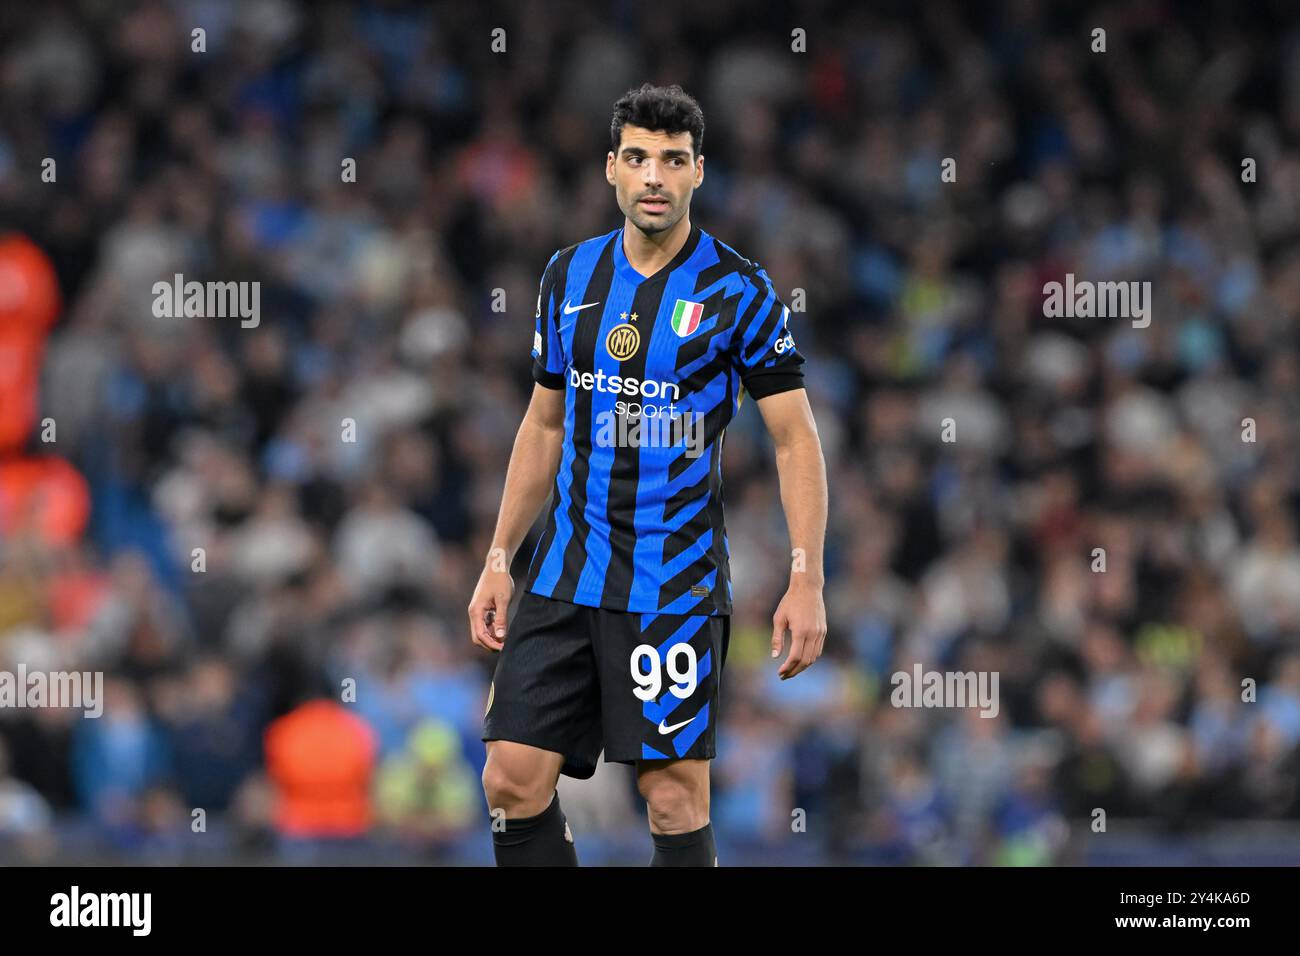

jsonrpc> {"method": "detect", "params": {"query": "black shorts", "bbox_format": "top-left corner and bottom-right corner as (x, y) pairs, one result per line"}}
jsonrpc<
(482, 591), (730, 779)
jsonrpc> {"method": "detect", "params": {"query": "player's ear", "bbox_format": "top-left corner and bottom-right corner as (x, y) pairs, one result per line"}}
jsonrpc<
(606, 151), (616, 185)
(695, 154), (704, 188)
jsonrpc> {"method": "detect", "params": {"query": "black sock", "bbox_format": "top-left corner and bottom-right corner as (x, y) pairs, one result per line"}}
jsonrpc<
(650, 823), (718, 867)
(491, 791), (579, 866)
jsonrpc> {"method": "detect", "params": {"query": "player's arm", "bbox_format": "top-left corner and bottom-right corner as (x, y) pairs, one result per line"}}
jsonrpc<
(468, 383), (565, 651)
(469, 250), (568, 652)
(732, 265), (827, 678)
(755, 387), (828, 679)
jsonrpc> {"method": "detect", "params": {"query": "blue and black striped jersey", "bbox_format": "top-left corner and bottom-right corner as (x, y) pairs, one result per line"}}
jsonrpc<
(525, 221), (806, 616)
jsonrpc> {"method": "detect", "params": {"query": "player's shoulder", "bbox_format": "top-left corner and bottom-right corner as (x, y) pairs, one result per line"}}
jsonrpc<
(542, 228), (622, 276)
(703, 230), (774, 289)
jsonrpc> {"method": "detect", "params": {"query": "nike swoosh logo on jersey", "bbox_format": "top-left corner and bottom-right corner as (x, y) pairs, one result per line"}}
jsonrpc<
(563, 299), (601, 315)
(658, 716), (695, 735)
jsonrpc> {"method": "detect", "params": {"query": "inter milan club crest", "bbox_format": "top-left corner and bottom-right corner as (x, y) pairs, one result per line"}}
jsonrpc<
(606, 322), (640, 360)
(671, 299), (704, 336)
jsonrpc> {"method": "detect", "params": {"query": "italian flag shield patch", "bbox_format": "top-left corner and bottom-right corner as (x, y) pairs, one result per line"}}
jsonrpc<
(671, 299), (704, 337)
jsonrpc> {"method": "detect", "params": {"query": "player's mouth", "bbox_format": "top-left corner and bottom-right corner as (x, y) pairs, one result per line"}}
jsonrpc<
(638, 196), (671, 214)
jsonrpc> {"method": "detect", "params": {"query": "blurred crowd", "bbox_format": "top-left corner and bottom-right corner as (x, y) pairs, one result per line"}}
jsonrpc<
(2, 0), (1300, 864)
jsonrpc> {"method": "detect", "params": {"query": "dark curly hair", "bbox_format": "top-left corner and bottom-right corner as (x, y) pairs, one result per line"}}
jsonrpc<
(610, 83), (705, 160)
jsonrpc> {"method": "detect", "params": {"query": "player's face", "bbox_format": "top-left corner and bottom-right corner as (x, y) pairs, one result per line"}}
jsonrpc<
(606, 126), (703, 235)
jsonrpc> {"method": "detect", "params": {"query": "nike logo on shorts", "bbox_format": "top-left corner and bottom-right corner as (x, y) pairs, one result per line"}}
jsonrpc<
(658, 716), (695, 734)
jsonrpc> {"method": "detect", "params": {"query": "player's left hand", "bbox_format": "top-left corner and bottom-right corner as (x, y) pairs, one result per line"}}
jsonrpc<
(771, 581), (826, 679)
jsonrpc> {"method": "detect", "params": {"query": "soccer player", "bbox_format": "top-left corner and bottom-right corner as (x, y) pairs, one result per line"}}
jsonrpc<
(468, 83), (827, 866)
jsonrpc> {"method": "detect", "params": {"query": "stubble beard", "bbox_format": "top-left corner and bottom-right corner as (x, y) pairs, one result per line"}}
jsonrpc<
(624, 195), (681, 236)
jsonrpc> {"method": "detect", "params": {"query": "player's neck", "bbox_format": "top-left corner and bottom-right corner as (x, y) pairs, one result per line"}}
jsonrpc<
(621, 215), (692, 279)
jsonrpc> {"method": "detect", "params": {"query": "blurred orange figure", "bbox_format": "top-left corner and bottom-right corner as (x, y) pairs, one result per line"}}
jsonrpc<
(0, 455), (91, 544)
(0, 232), (90, 548)
(263, 700), (379, 838)
(0, 233), (61, 456)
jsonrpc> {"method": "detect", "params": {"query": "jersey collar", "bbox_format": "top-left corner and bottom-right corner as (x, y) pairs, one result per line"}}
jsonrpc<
(614, 220), (702, 285)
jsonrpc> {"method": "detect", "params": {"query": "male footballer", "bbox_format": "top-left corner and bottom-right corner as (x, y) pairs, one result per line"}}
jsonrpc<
(469, 83), (828, 866)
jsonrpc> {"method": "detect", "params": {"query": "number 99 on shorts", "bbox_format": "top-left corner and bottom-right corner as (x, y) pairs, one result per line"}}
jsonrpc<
(630, 643), (698, 701)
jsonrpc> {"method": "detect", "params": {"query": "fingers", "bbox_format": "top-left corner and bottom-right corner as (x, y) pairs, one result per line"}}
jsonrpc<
(492, 592), (509, 641)
(481, 612), (504, 652)
(468, 594), (504, 652)
(779, 630), (810, 679)
(779, 624), (827, 679)
(810, 628), (827, 668)
(771, 610), (787, 660)
(467, 599), (487, 650)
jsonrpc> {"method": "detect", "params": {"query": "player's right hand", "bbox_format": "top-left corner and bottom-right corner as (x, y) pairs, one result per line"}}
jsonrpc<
(468, 557), (514, 652)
